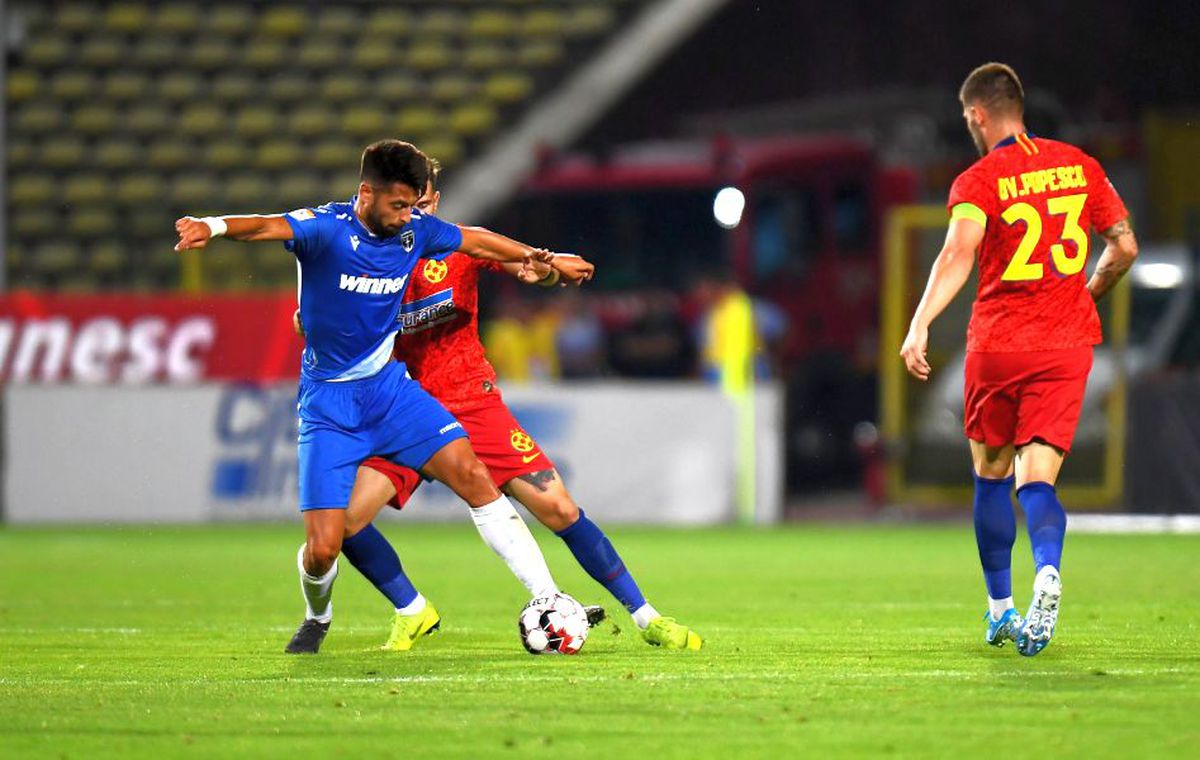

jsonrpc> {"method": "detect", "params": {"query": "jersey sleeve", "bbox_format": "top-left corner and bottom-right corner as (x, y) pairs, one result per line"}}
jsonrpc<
(1082, 155), (1129, 233)
(419, 214), (464, 261)
(946, 168), (993, 227)
(283, 206), (334, 262)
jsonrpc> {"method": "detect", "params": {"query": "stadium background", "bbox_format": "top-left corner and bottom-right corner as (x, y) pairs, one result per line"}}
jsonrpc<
(4, 2), (1200, 757)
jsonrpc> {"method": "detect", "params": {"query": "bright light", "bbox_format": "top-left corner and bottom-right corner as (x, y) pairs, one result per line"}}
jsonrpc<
(712, 187), (745, 229)
(1132, 262), (1185, 289)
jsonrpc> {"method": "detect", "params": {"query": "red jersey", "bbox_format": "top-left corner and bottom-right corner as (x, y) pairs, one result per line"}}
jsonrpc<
(947, 133), (1128, 352)
(395, 253), (502, 413)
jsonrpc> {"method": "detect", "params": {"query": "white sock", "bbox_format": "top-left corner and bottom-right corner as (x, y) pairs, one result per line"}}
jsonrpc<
(1035, 565), (1061, 589)
(397, 593), (427, 616)
(468, 496), (557, 597)
(988, 596), (1014, 621)
(297, 544), (338, 623)
(632, 602), (661, 630)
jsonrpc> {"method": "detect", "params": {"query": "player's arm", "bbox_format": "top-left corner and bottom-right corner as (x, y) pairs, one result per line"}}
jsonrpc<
(174, 215), (294, 251)
(500, 259), (561, 287)
(458, 226), (594, 285)
(900, 215), (985, 381)
(1087, 218), (1138, 302)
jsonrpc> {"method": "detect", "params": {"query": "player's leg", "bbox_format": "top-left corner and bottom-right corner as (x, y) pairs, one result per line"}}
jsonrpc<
(342, 463), (440, 650)
(286, 507), (345, 654)
(506, 470), (702, 650)
(969, 439), (1022, 646)
(420, 438), (558, 597)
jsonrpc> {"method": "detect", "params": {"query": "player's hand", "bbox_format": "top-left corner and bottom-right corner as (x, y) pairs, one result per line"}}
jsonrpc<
(550, 253), (595, 286)
(292, 308), (305, 337)
(900, 324), (932, 381)
(516, 258), (554, 284)
(174, 216), (213, 251)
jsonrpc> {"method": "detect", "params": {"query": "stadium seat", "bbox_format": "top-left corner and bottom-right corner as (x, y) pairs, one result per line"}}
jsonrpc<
(468, 9), (518, 38)
(463, 43), (511, 71)
(116, 174), (165, 206)
(24, 36), (71, 68)
(420, 136), (465, 168)
(190, 39), (236, 71)
(235, 105), (281, 138)
(315, 7), (361, 37)
(64, 175), (111, 205)
(276, 171), (326, 208)
(264, 73), (311, 104)
(129, 209), (168, 238)
(171, 174), (221, 206)
(147, 139), (193, 170)
(32, 242), (84, 278)
(409, 40), (454, 71)
(205, 140), (251, 170)
(326, 171), (363, 201)
(566, 6), (616, 36)
(137, 37), (181, 68)
(242, 38), (288, 70)
(56, 2), (100, 34)
(351, 38), (394, 71)
(11, 209), (59, 238)
(395, 106), (445, 138)
(89, 243), (130, 279)
(420, 9), (465, 36)
(80, 37), (125, 68)
(49, 71), (95, 102)
(519, 41), (565, 68)
(431, 73), (478, 103)
(311, 140), (361, 171)
(207, 5), (255, 36)
(366, 7), (412, 36)
(156, 71), (204, 103)
(126, 104), (173, 135)
(340, 106), (388, 138)
(225, 174), (274, 207)
(522, 9), (566, 38)
(254, 140), (304, 171)
(376, 73), (423, 102)
(39, 137), (86, 169)
(103, 71), (151, 103)
(8, 137), (35, 168)
(261, 7), (307, 38)
(288, 105), (335, 138)
(71, 104), (119, 135)
(68, 210), (118, 238)
(95, 139), (141, 170)
(7, 70), (39, 103)
(178, 104), (226, 136)
(211, 72), (258, 103)
(104, 3), (150, 33)
(16, 101), (63, 133)
(10, 175), (56, 206)
(449, 103), (498, 138)
(483, 72), (533, 103)
(319, 72), (368, 103)
(152, 4), (203, 35)
(298, 39), (343, 70)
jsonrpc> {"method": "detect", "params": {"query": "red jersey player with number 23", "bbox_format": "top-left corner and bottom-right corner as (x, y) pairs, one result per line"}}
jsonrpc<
(901, 63), (1138, 657)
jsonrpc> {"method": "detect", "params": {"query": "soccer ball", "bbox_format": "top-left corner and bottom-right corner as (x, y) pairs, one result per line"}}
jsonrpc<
(518, 593), (589, 655)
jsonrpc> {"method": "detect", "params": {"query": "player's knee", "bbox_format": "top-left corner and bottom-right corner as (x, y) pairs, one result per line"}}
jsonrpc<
(305, 538), (341, 574)
(537, 495), (579, 532)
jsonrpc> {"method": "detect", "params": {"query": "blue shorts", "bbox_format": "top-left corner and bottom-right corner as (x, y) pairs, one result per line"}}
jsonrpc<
(296, 361), (466, 511)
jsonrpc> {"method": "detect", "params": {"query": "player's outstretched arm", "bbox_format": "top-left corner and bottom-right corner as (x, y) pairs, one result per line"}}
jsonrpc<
(458, 227), (594, 285)
(174, 215), (294, 251)
(1087, 218), (1138, 302)
(900, 217), (985, 381)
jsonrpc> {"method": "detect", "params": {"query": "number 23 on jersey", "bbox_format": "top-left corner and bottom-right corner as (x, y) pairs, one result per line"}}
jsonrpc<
(1000, 193), (1089, 281)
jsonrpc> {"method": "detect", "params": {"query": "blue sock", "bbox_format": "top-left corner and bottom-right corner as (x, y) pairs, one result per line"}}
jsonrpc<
(340, 524), (419, 609)
(1017, 481), (1066, 572)
(555, 510), (647, 613)
(973, 473), (1016, 599)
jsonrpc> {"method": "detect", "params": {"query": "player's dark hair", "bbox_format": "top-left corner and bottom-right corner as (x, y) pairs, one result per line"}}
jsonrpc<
(360, 140), (430, 193)
(959, 62), (1024, 116)
(426, 157), (442, 193)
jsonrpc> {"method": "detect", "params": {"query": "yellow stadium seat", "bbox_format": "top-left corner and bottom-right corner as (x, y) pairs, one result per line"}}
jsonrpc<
(298, 39), (343, 70)
(10, 175), (56, 205)
(190, 39), (235, 70)
(208, 6), (255, 36)
(468, 9), (518, 38)
(90, 243), (129, 277)
(420, 9), (464, 36)
(153, 4), (202, 34)
(57, 3), (100, 33)
(147, 139), (192, 169)
(315, 7), (361, 37)
(64, 174), (111, 205)
(327, 171), (362, 200)
(566, 6), (616, 37)
(25, 36), (71, 67)
(205, 141), (250, 170)
(277, 171), (325, 207)
(7, 70), (40, 103)
(178, 104), (226, 136)
(395, 106), (444, 138)
(104, 3), (149, 33)
(319, 73), (367, 103)
(171, 174), (220, 205)
(116, 174), (165, 206)
(211, 72), (257, 103)
(69, 209), (117, 238)
(340, 105), (387, 138)
(351, 38), (394, 71)
(128, 209), (166, 237)
(103, 71), (150, 102)
(254, 141), (303, 171)
(15, 103), (63, 132)
(40, 137), (85, 168)
(522, 9), (565, 38)
(366, 7), (412, 36)
(431, 73), (477, 103)
(156, 71), (203, 102)
(138, 37), (182, 68)
(49, 71), (94, 101)
(127, 104), (172, 135)
(261, 7), (307, 38)
(463, 44), (510, 71)
(483, 72), (533, 103)
(225, 174), (273, 206)
(311, 140), (360, 171)
(80, 37), (125, 68)
(265, 73), (311, 104)
(241, 38), (287, 70)
(376, 73), (422, 102)
(289, 105), (334, 138)
(95, 139), (140, 169)
(409, 40), (453, 71)
(8, 137), (35, 167)
(235, 106), (279, 138)
(71, 104), (119, 135)
(519, 41), (565, 68)
(34, 243), (84, 277)
(12, 210), (59, 237)
(449, 103), (497, 138)
(417, 136), (464, 168)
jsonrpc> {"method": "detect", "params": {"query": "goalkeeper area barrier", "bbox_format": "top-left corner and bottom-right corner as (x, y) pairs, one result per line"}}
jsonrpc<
(878, 205), (1131, 509)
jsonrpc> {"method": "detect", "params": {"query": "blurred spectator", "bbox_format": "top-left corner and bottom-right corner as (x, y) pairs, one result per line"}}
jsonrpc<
(482, 295), (535, 382)
(607, 292), (694, 378)
(553, 291), (608, 378)
(692, 272), (757, 393)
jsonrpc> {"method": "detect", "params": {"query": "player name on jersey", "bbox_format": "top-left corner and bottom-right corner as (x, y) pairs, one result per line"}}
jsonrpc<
(997, 164), (1088, 201)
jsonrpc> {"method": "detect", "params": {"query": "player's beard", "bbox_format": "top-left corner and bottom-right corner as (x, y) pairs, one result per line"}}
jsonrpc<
(967, 120), (988, 156)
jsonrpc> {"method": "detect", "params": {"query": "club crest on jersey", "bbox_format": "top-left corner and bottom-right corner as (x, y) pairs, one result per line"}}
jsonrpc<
(423, 259), (448, 283)
(510, 430), (535, 453)
(401, 229), (415, 252)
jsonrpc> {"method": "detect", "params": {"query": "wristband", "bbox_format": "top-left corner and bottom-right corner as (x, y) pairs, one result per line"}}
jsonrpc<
(200, 216), (228, 237)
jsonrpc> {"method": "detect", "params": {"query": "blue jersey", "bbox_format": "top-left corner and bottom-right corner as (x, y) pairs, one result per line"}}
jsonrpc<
(284, 200), (463, 382)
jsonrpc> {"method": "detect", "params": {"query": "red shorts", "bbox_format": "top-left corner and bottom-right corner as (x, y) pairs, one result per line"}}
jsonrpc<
(363, 394), (555, 509)
(963, 347), (1093, 453)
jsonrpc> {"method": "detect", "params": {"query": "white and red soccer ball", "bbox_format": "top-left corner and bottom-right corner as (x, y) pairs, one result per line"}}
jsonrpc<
(518, 593), (589, 655)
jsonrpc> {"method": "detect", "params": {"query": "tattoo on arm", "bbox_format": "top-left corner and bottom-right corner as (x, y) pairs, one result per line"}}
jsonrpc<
(1101, 218), (1133, 241)
(515, 469), (557, 493)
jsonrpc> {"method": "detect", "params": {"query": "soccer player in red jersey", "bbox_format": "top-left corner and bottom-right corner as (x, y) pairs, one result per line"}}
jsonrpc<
(900, 63), (1138, 656)
(310, 162), (702, 651)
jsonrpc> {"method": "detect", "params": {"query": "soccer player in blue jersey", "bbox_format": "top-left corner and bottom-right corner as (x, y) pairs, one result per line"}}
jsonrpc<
(175, 140), (592, 653)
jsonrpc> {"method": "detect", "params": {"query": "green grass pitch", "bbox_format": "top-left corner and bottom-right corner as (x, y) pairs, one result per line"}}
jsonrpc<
(2, 522), (1198, 757)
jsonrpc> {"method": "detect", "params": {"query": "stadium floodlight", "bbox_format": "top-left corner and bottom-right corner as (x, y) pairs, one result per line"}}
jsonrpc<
(1131, 262), (1184, 289)
(712, 186), (745, 229)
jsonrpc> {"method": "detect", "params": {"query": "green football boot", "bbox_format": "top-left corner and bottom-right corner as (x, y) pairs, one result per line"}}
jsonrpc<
(642, 616), (703, 650)
(381, 602), (441, 651)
